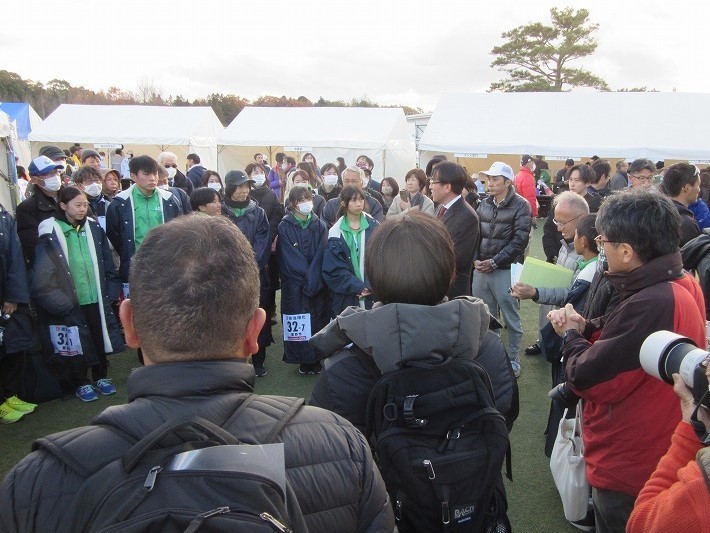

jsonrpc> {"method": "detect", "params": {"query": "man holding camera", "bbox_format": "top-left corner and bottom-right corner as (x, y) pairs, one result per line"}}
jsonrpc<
(548, 189), (706, 532)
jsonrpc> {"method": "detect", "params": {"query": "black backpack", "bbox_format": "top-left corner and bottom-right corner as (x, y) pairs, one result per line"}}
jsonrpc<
(365, 356), (511, 533)
(35, 395), (308, 533)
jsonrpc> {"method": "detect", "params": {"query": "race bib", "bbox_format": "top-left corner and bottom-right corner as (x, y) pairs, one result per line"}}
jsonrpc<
(49, 325), (83, 357)
(122, 283), (130, 299)
(282, 314), (311, 342)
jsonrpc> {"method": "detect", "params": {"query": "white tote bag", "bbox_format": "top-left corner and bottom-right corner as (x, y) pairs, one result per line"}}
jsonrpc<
(550, 405), (589, 521)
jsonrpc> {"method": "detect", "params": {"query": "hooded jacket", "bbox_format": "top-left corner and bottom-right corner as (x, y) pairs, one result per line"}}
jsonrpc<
(309, 298), (515, 435)
(563, 252), (706, 497)
(0, 361), (394, 533)
(106, 185), (191, 283)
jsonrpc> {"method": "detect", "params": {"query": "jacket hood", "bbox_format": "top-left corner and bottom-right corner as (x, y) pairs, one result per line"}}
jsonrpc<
(311, 297), (490, 373)
(605, 252), (684, 299)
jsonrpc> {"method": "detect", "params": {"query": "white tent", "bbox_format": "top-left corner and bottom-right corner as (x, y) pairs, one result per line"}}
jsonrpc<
(29, 104), (224, 169)
(0, 111), (18, 212)
(217, 107), (416, 182)
(419, 92), (710, 164)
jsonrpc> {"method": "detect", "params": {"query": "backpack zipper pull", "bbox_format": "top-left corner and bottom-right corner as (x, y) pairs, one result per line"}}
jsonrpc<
(143, 466), (162, 491)
(424, 459), (436, 479)
(198, 506), (231, 518)
(442, 500), (450, 525)
(260, 512), (292, 533)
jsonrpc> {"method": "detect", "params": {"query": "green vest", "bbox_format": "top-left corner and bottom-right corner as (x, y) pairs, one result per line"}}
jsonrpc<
(132, 187), (163, 249)
(57, 220), (98, 305)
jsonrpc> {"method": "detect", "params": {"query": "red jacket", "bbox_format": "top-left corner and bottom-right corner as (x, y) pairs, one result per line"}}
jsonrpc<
(514, 167), (538, 217)
(627, 421), (710, 532)
(563, 253), (706, 497)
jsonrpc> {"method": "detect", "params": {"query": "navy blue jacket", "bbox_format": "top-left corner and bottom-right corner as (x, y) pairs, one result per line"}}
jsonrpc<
(31, 218), (124, 365)
(0, 207), (29, 306)
(223, 199), (270, 269)
(186, 165), (206, 188)
(106, 185), (191, 283)
(278, 212), (329, 364)
(321, 195), (383, 228)
(322, 214), (380, 317)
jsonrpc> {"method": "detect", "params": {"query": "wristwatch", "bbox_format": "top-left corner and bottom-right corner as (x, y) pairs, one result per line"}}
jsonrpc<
(562, 329), (578, 342)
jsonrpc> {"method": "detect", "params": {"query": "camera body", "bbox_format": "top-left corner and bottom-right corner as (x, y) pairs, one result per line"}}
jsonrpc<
(640, 331), (710, 409)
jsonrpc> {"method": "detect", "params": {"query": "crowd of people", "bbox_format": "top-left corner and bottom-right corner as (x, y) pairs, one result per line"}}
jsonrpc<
(1, 144), (710, 532)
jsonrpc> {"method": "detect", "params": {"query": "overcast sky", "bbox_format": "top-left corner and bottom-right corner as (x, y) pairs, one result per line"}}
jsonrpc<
(5, 0), (710, 112)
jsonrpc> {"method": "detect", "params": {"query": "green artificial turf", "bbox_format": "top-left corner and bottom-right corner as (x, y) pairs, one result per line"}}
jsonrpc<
(0, 225), (578, 532)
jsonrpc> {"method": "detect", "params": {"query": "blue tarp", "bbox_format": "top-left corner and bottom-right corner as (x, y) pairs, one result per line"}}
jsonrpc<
(0, 102), (32, 139)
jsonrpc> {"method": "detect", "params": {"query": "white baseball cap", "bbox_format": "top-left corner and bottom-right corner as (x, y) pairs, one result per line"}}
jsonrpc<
(479, 162), (514, 181)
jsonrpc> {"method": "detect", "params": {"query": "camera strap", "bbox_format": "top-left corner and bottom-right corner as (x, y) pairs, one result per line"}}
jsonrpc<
(690, 390), (710, 444)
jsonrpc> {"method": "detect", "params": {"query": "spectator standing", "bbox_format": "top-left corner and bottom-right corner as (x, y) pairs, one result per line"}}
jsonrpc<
(157, 151), (193, 196)
(660, 163), (702, 248)
(322, 186), (380, 316)
(515, 155), (539, 222)
(185, 153), (206, 189)
(554, 158), (574, 193)
(16, 156), (64, 265)
(429, 161), (480, 299)
(590, 159), (613, 198)
(318, 163), (342, 202)
(386, 168), (435, 219)
(267, 152), (286, 200)
(80, 149), (102, 169)
(321, 167), (383, 227)
(609, 159), (629, 190)
(548, 189), (706, 531)
(627, 158), (656, 190)
(567, 164), (602, 213)
(356, 155), (381, 192)
(278, 186), (329, 375)
(473, 162), (532, 378)
(31, 187), (123, 402)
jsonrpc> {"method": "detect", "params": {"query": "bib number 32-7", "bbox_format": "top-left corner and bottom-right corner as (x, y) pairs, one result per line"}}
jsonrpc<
(282, 314), (311, 342)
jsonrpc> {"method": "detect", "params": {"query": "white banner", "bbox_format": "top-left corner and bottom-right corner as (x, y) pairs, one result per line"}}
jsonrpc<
(284, 146), (313, 152)
(454, 153), (488, 159)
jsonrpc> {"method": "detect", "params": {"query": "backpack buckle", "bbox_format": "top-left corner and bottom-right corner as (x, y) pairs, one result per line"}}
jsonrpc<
(383, 402), (398, 421)
(404, 395), (427, 427)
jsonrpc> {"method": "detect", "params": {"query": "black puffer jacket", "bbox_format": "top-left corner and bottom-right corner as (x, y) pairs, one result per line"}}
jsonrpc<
(475, 187), (532, 269)
(0, 361), (394, 533)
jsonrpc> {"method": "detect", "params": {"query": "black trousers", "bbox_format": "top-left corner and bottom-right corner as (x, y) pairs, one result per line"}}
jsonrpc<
(0, 352), (24, 401)
(67, 304), (108, 388)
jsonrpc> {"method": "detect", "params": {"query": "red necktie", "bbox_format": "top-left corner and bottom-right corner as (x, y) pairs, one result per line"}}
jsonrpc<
(438, 206), (447, 219)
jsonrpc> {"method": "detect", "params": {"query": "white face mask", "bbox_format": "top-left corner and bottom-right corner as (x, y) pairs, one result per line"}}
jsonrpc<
(361, 175), (369, 186)
(42, 175), (61, 192)
(84, 182), (102, 197)
(252, 174), (266, 187)
(281, 163), (288, 170)
(166, 167), (177, 179)
(323, 174), (338, 187)
(207, 182), (222, 191)
(157, 184), (170, 190)
(381, 186), (393, 196)
(297, 201), (313, 215)
(531, 163), (537, 172)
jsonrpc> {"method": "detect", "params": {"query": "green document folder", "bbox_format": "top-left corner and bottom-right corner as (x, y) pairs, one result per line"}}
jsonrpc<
(519, 257), (574, 288)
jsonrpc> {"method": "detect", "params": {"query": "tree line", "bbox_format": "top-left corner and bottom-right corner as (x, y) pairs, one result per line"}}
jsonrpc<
(0, 70), (423, 127)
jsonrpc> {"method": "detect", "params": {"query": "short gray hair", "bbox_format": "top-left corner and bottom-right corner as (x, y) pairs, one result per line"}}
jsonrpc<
(554, 191), (589, 215)
(157, 151), (178, 165)
(342, 166), (364, 181)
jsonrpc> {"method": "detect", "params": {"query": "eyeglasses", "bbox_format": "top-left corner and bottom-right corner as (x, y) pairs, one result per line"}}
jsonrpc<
(163, 164), (178, 169)
(553, 214), (581, 228)
(594, 235), (619, 249)
(631, 174), (654, 182)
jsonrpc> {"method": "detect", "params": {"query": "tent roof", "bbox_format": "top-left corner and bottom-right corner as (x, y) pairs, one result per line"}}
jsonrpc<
(218, 107), (409, 149)
(0, 102), (42, 140)
(419, 92), (710, 160)
(0, 111), (11, 138)
(28, 104), (223, 147)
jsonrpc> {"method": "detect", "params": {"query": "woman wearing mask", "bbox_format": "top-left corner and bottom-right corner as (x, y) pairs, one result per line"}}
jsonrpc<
(247, 162), (283, 332)
(278, 186), (329, 375)
(379, 177), (399, 215)
(190, 188), (222, 216)
(319, 163), (342, 202)
(386, 168), (435, 219)
(201, 170), (224, 196)
(31, 187), (124, 402)
(284, 170), (326, 217)
(322, 186), (380, 316)
(222, 170), (272, 377)
(72, 166), (111, 230)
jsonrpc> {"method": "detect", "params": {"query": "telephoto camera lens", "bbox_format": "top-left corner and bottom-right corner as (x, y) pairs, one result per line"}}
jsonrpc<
(547, 382), (581, 410)
(640, 331), (710, 408)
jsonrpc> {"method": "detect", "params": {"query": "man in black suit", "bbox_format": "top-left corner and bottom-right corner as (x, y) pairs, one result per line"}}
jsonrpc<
(429, 161), (480, 299)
